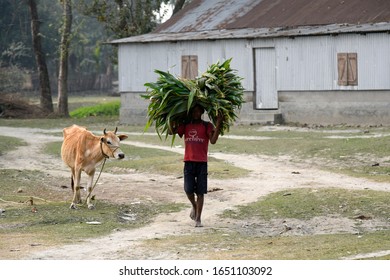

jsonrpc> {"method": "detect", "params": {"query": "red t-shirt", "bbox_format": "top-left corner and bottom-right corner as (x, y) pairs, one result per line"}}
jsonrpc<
(177, 121), (214, 162)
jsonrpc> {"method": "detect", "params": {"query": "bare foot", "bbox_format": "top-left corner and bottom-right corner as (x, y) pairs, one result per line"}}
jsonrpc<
(190, 208), (196, 220)
(195, 221), (203, 227)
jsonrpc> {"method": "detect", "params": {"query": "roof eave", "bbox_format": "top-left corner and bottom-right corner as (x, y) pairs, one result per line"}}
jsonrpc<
(110, 22), (390, 44)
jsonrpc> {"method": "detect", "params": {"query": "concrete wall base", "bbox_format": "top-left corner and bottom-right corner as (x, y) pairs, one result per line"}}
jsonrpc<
(279, 90), (390, 126)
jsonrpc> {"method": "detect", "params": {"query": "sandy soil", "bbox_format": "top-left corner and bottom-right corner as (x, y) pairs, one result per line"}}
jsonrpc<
(0, 126), (389, 260)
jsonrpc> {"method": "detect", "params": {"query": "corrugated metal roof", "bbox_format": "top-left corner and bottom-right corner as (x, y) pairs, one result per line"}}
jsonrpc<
(112, 0), (390, 44)
(153, 0), (264, 32)
(229, 0), (390, 29)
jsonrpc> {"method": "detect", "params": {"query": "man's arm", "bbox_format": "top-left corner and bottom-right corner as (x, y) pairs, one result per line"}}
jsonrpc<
(209, 115), (223, 144)
(168, 121), (179, 135)
(169, 122), (184, 138)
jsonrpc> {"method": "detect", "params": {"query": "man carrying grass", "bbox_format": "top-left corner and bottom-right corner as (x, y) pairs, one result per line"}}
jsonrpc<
(145, 60), (243, 227)
(170, 104), (222, 227)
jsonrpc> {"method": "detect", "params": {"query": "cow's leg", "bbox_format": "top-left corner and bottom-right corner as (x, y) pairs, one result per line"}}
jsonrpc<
(86, 170), (96, 210)
(70, 175), (74, 192)
(70, 168), (81, 203)
(70, 169), (82, 209)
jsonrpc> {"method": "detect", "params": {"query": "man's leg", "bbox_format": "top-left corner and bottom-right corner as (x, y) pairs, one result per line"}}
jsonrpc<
(193, 162), (207, 227)
(195, 194), (204, 227)
(186, 193), (197, 220)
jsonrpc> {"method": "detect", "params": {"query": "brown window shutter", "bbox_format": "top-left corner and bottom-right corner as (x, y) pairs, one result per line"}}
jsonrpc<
(337, 53), (348, 86)
(181, 56), (190, 78)
(347, 53), (358, 86)
(181, 55), (198, 79)
(189, 55), (198, 79)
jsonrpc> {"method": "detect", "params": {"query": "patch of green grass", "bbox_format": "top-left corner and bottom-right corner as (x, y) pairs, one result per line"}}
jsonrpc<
(66, 92), (120, 112)
(44, 141), (62, 158)
(0, 200), (183, 241)
(70, 101), (120, 118)
(221, 188), (390, 221)
(143, 229), (390, 259)
(0, 135), (27, 155)
(0, 169), (67, 202)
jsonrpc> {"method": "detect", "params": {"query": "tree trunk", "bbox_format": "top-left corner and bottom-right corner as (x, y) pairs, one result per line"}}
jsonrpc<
(28, 0), (53, 114)
(173, 0), (186, 15)
(57, 0), (72, 117)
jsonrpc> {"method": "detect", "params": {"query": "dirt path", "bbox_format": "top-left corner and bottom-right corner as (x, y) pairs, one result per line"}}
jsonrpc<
(0, 126), (389, 259)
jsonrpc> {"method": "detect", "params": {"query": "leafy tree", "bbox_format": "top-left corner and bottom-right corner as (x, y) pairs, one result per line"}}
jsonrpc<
(79, 0), (171, 39)
(0, 1), (32, 67)
(0, 0), (189, 117)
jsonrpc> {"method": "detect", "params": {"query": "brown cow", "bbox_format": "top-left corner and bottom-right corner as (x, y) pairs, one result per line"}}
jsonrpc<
(61, 125), (128, 209)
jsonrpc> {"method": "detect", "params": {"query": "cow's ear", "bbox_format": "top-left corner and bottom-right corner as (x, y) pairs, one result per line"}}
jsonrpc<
(118, 134), (128, 141)
(100, 137), (106, 143)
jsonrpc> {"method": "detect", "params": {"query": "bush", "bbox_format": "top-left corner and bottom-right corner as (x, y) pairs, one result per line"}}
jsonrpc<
(0, 66), (26, 93)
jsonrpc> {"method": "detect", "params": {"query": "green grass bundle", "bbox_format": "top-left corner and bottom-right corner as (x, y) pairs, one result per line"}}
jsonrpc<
(143, 58), (244, 140)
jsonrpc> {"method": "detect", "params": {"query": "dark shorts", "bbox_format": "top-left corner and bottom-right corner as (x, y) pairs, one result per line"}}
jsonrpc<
(184, 161), (208, 195)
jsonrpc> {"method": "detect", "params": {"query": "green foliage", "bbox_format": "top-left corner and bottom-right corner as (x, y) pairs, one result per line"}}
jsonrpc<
(143, 58), (245, 141)
(69, 101), (120, 118)
(79, 0), (169, 38)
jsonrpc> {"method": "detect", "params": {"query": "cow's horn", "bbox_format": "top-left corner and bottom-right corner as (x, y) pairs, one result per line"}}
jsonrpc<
(103, 128), (107, 135)
(114, 127), (118, 134)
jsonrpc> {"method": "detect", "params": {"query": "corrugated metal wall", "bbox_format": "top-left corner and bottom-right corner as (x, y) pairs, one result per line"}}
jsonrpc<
(118, 39), (254, 92)
(118, 32), (390, 124)
(119, 32), (390, 94)
(275, 33), (390, 90)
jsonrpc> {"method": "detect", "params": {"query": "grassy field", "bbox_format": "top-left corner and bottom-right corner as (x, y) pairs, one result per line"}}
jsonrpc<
(0, 94), (389, 259)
